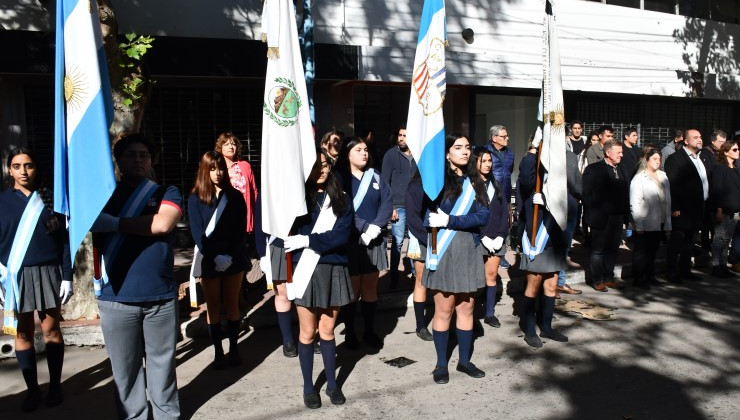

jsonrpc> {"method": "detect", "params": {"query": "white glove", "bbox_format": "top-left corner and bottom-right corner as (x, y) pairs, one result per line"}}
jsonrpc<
(481, 236), (496, 253)
(90, 212), (120, 233)
(214, 254), (233, 272)
(284, 235), (309, 253)
(532, 193), (545, 206)
(366, 224), (382, 239)
(59, 280), (74, 305)
(492, 236), (504, 252)
(360, 232), (373, 246)
(428, 209), (449, 228)
(259, 256), (270, 273)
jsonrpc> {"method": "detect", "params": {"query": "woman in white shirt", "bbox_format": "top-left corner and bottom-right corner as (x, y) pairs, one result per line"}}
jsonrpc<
(630, 147), (672, 289)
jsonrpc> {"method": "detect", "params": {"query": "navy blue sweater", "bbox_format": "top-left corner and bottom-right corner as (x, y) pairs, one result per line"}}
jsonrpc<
(381, 147), (417, 206)
(481, 179), (509, 239)
(0, 188), (72, 281)
(405, 177), (429, 246)
(188, 188), (249, 277)
(348, 170), (393, 237)
(288, 192), (353, 266)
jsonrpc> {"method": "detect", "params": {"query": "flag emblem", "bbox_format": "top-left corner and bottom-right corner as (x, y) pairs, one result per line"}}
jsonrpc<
(263, 77), (302, 126)
(412, 37), (447, 116)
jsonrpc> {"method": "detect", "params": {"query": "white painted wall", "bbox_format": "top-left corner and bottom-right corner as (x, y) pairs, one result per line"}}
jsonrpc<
(2, 0), (738, 99)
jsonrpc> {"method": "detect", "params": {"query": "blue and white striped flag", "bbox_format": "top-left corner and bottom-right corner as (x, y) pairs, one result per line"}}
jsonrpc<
(54, 0), (116, 262)
(406, 0), (447, 201)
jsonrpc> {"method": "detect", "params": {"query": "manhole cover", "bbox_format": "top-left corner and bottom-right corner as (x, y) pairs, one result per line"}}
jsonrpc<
(383, 357), (416, 368)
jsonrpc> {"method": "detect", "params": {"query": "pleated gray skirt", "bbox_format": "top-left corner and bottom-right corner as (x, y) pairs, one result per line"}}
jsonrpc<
(422, 232), (486, 294)
(347, 237), (388, 276)
(519, 246), (566, 274)
(269, 244), (288, 281)
(16, 265), (62, 312)
(294, 264), (354, 309)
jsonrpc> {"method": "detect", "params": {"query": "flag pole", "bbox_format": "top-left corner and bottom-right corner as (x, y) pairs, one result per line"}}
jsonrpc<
(530, 139), (543, 246)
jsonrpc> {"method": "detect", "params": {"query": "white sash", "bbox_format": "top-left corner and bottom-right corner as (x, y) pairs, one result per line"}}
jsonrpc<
(426, 178), (476, 271)
(352, 168), (375, 211)
(1, 192), (45, 334)
(95, 179), (159, 297)
(188, 194), (229, 308)
(287, 195), (337, 300)
(263, 235), (276, 290)
(487, 180), (495, 202)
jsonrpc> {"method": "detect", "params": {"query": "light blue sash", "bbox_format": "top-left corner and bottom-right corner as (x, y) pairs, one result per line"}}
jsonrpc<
(407, 231), (422, 260)
(95, 180), (158, 296)
(352, 168), (376, 211)
(522, 215), (551, 261)
(426, 178), (475, 271)
(1, 192), (45, 335)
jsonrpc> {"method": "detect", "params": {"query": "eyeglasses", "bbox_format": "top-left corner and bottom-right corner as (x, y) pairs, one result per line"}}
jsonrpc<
(497, 135), (510, 139)
(123, 151), (151, 160)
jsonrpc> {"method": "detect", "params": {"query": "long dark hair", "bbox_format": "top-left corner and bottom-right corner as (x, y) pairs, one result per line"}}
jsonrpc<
(440, 133), (488, 205)
(191, 151), (235, 206)
(307, 148), (347, 216)
(472, 146), (502, 200)
(6, 147), (63, 233)
(336, 136), (373, 192)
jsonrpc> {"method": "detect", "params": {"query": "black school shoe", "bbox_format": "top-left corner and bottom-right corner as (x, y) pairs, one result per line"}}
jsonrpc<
(540, 329), (569, 342)
(416, 327), (433, 341)
(524, 334), (543, 348)
(456, 362), (485, 378)
(46, 386), (64, 407)
(22, 390), (42, 412)
(303, 391), (321, 409)
(484, 315), (501, 328)
(432, 366), (449, 384)
(283, 341), (298, 358)
(325, 388), (346, 405)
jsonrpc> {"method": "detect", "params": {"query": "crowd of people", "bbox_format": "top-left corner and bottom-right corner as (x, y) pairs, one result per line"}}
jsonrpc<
(2, 121), (739, 415)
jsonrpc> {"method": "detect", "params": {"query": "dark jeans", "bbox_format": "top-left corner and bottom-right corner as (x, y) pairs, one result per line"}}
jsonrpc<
(589, 214), (624, 285)
(632, 231), (661, 283)
(667, 229), (696, 277)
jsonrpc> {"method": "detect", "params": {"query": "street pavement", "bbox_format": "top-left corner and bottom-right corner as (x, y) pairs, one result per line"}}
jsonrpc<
(1, 242), (739, 419)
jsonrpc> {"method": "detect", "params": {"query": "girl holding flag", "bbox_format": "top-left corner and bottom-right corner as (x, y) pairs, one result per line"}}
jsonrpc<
(473, 147), (509, 329)
(517, 148), (569, 348)
(188, 151), (249, 368)
(1, 148), (72, 411)
(423, 133), (490, 384)
(281, 149), (353, 408)
(338, 136), (393, 349)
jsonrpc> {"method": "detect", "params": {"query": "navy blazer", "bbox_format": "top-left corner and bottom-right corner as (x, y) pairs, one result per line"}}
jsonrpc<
(665, 149), (707, 231)
(423, 176), (489, 246)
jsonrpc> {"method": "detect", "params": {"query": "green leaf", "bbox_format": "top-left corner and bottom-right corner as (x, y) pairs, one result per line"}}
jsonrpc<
(125, 32), (136, 42)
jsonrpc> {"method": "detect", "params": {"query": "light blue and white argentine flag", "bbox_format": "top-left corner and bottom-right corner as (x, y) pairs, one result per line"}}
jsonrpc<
(54, 0), (116, 262)
(406, 0), (447, 201)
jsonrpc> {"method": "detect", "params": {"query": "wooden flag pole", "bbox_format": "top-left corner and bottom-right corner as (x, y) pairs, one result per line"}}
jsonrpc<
(431, 227), (438, 254)
(530, 139), (544, 246)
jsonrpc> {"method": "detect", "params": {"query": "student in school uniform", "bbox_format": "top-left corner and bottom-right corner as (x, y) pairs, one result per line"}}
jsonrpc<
(423, 133), (490, 384)
(188, 151), (249, 368)
(1, 148), (72, 411)
(281, 149), (354, 408)
(337, 136), (393, 349)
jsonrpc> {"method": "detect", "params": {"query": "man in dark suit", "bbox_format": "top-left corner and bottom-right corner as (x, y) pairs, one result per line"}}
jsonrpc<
(664, 128), (709, 283)
(582, 140), (629, 292)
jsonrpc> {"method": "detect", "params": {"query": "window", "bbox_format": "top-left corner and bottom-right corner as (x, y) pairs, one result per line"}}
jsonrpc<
(645, 0), (676, 14)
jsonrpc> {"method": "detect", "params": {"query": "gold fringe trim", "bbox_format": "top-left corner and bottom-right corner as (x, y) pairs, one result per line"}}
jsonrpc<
(444, 40), (449, 47)
(407, 252), (421, 260)
(261, 32), (267, 43)
(2, 326), (17, 336)
(267, 47), (280, 60)
(266, 283), (274, 291)
(190, 302), (199, 309)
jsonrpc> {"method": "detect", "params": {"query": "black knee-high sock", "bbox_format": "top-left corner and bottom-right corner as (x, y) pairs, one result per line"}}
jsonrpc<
(319, 338), (338, 391)
(413, 301), (426, 331)
(432, 330), (449, 368)
(276, 311), (294, 345)
(485, 285), (497, 317)
(541, 296), (556, 333)
(16, 349), (39, 393)
(360, 301), (377, 336)
(297, 342), (314, 394)
(208, 323), (224, 356)
(456, 328), (473, 366)
(227, 320), (240, 353)
(523, 296), (537, 336)
(341, 302), (357, 337)
(45, 342), (64, 390)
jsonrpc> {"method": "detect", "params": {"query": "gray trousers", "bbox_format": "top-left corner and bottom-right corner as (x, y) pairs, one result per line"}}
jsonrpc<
(712, 214), (739, 267)
(99, 298), (181, 420)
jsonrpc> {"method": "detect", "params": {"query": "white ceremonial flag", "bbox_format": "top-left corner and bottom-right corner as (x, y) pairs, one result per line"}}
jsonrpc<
(535, 0), (568, 231)
(260, 0), (316, 238)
